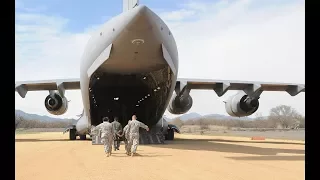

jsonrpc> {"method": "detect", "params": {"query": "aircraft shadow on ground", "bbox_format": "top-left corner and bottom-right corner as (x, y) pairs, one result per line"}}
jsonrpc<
(167, 138), (305, 146)
(149, 138), (305, 159)
(226, 155), (305, 161)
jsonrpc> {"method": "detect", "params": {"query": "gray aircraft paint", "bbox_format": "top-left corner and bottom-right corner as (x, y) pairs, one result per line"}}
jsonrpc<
(15, 1), (305, 136)
(77, 5), (178, 134)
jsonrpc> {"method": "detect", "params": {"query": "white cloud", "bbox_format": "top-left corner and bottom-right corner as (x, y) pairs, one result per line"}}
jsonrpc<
(160, 9), (195, 21)
(15, 1), (47, 12)
(15, 0), (305, 119)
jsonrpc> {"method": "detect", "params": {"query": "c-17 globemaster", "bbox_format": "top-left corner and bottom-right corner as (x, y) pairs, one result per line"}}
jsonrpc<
(15, 0), (305, 144)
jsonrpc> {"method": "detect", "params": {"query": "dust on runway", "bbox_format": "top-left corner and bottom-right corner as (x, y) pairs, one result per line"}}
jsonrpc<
(15, 133), (304, 180)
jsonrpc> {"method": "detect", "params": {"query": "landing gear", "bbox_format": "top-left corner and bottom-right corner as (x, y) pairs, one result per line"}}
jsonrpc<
(79, 135), (87, 140)
(64, 125), (88, 141)
(165, 128), (174, 140)
(69, 129), (76, 140)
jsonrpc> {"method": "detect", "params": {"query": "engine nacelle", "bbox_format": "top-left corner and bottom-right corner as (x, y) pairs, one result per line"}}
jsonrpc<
(167, 93), (193, 114)
(44, 92), (68, 115)
(225, 91), (259, 117)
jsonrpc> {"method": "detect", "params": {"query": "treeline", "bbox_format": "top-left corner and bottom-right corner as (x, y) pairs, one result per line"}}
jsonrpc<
(170, 105), (305, 129)
(15, 105), (304, 130)
(15, 114), (74, 129)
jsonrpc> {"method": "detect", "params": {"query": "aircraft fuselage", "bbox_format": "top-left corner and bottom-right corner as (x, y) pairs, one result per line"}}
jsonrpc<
(76, 5), (178, 134)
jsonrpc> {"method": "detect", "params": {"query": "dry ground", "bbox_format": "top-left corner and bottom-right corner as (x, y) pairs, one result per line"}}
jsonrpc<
(15, 132), (304, 180)
(180, 125), (305, 141)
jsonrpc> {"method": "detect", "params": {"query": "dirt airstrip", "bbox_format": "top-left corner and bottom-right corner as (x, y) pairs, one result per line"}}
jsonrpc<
(15, 132), (304, 180)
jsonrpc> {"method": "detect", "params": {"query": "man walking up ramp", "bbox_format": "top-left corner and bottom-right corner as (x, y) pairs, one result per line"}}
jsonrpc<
(95, 117), (115, 157)
(127, 115), (149, 157)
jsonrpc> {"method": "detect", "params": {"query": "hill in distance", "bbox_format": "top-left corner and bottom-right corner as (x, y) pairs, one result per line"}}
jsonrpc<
(15, 109), (77, 124)
(16, 109), (263, 124)
(170, 112), (259, 121)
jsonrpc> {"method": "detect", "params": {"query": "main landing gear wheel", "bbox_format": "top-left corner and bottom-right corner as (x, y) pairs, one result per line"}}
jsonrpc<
(79, 135), (87, 140)
(165, 129), (174, 140)
(69, 129), (76, 140)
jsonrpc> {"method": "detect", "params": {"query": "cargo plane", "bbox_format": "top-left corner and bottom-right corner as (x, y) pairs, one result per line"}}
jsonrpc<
(15, 0), (305, 143)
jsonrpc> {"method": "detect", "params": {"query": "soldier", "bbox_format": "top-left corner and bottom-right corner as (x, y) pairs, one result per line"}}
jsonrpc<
(95, 117), (114, 157)
(118, 120), (132, 155)
(112, 117), (123, 151)
(127, 115), (149, 157)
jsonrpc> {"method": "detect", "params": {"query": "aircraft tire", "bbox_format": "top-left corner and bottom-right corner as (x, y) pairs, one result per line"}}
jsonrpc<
(170, 129), (175, 140)
(165, 129), (174, 140)
(69, 129), (76, 140)
(79, 135), (87, 140)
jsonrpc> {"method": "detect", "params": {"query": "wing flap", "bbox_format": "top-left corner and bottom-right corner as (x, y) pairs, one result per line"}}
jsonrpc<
(15, 78), (80, 98)
(176, 78), (305, 97)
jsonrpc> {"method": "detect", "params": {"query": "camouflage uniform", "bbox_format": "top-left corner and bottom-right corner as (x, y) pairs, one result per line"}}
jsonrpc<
(95, 121), (114, 155)
(121, 123), (131, 154)
(112, 120), (122, 151)
(127, 119), (148, 154)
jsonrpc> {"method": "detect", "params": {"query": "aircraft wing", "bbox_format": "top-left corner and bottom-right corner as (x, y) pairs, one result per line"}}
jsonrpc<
(15, 78), (81, 98)
(176, 78), (305, 97)
(15, 78), (305, 98)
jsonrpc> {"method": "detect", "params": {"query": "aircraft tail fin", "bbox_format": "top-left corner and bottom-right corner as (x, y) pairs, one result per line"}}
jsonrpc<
(123, 0), (139, 12)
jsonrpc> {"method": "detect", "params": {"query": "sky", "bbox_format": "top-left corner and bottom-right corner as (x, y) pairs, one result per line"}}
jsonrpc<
(15, 0), (305, 119)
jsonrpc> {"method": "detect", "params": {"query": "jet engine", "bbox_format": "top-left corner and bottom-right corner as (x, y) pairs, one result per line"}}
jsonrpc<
(44, 91), (68, 115)
(167, 93), (193, 114)
(225, 91), (259, 117)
